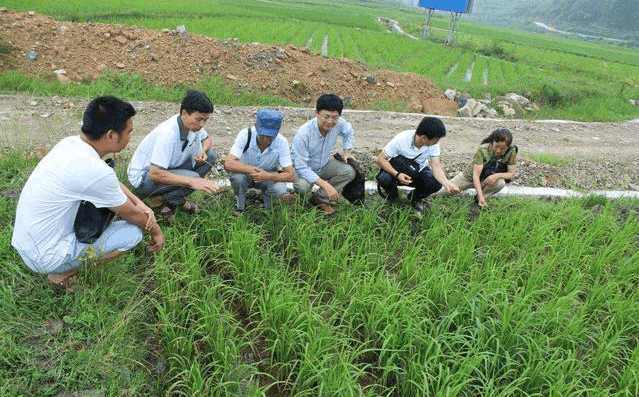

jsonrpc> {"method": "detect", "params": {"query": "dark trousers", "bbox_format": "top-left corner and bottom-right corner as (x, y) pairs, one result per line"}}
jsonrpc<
(377, 166), (442, 203)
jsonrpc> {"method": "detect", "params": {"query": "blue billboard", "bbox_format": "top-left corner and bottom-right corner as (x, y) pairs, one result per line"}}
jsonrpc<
(418, 0), (474, 13)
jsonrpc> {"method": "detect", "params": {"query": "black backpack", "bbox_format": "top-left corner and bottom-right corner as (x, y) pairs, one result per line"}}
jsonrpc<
(479, 145), (518, 183)
(334, 153), (365, 205)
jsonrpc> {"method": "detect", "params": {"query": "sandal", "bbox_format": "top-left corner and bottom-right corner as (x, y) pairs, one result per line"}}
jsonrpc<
(182, 201), (200, 214)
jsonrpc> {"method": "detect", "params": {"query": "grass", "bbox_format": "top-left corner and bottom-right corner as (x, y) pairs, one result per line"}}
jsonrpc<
(1, 147), (639, 395)
(527, 152), (575, 167)
(0, 71), (293, 108)
(0, 0), (638, 121)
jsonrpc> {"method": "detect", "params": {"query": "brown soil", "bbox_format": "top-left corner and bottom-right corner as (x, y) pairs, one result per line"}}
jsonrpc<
(0, 10), (456, 115)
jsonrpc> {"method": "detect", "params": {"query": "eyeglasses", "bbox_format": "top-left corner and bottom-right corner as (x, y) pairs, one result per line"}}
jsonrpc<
(318, 113), (340, 122)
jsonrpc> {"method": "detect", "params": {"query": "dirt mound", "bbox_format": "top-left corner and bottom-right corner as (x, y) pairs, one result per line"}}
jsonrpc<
(0, 10), (456, 114)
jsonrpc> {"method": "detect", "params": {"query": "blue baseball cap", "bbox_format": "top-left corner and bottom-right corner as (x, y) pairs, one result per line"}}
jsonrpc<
(255, 109), (283, 137)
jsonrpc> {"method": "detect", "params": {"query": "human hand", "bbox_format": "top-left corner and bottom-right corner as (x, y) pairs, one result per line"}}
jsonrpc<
(445, 182), (460, 194)
(194, 151), (207, 165)
(189, 178), (220, 194)
(249, 168), (270, 183)
(397, 173), (412, 185)
(148, 227), (165, 252)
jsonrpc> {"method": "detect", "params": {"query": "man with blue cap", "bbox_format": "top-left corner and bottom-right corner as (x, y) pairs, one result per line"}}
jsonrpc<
(224, 109), (295, 212)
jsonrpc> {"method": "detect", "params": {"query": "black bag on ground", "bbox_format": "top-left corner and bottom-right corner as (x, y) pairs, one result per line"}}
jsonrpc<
(73, 158), (116, 244)
(334, 153), (365, 205)
(479, 145), (518, 183)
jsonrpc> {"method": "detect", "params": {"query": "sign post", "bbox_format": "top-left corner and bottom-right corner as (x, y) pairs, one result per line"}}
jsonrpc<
(418, 0), (474, 45)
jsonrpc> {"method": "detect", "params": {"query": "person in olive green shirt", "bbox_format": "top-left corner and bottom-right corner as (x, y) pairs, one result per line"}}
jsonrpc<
(449, 128), (518, 208)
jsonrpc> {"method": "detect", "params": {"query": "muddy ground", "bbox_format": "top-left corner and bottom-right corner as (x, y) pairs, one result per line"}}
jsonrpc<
(1, 94), (638, 191)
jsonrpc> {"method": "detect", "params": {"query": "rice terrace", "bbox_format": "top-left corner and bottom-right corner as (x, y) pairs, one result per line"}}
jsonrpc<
(0, 0), (638, 396)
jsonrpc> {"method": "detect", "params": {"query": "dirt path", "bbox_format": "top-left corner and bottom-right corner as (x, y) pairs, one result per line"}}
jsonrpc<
(1, 94), (638, 191)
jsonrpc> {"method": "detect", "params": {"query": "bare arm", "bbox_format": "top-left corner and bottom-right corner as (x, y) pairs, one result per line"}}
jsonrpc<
(201, 136), (212, 152)
(472, 164), (486, 206)
(148, 165), (218, 193)
(224, 154), (259, 175)
(430, 157), (459, 193)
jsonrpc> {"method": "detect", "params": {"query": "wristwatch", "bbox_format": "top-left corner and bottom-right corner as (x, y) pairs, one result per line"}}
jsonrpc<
(395, 171), (401, 179)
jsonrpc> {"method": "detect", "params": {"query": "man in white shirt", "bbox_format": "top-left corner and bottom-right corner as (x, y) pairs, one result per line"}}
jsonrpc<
(291, 94), (355, 216)
(12, 96), (165, 291)
(224, 109), (295, 213)
(376, 117), (459, 217)
(127, 90), (219, 217)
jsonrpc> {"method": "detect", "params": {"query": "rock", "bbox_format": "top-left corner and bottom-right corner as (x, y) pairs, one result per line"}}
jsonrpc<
(458, 98), (482, 117)
(342, 96), (353, 108)
(629, 99), (639, 107)
(408, 97), (423, 113)
(149, 53), (158, 62)
(115, 63), (125, 69)
(40, 112), (53, 118)
(444, 89), (456, 101)
(365, 75), (376, 84)
(29, 100), (38, 106)
(629, 183), (639, 191)
(456, 95), (469, 109)
(114, 35), (128, 45)
(0, 8), (7, 13)
(275, 47), (287, 59)
(291, 80), (300, 88)
(26, 50), (38, 61)
(161, 28), (171, 33)
(56, 74), (71, 84)
(483, 107), (499, 118)
(175, 25), (187, 36)
(504, 92), (531, 107)
(226, 74), (238, 81)
(28, 11), (36, 16)
(497, 102), (516, 117)
(53, 69), (70, 84)
(386, 81), (395, 88)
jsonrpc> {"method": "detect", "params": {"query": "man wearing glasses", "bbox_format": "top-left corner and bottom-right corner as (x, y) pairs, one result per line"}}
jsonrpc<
(291, 94), (356, 216)
(127, 90), (219, 219)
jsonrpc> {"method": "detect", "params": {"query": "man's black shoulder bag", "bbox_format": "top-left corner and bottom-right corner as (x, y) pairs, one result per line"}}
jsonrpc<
(479, 145), (518, 183)
(73, 158), (116, 244)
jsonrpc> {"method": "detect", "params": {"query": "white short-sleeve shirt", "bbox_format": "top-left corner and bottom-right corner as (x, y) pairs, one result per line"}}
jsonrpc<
(127, 115), (209, 187)
(229, 126), (292, 172)
(12, 136), (127, 273)
(383, 130), (441, 170)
